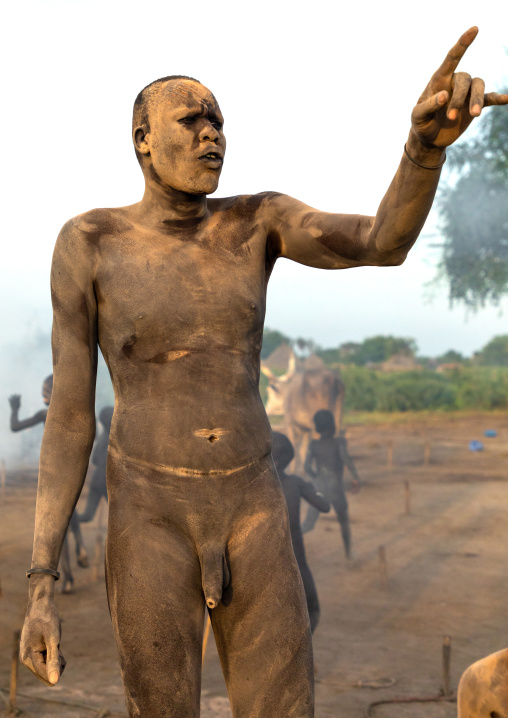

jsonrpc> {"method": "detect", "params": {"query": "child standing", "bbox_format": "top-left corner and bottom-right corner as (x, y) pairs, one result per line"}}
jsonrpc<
(272, 431), (330, 632)
(302, 410), (360, 559)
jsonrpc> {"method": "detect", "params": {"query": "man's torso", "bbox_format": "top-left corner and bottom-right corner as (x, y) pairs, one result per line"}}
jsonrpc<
(76, 193), (280, 472)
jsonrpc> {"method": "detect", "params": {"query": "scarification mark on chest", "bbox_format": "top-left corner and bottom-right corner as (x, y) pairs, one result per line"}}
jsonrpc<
(146, 349), (190, 363)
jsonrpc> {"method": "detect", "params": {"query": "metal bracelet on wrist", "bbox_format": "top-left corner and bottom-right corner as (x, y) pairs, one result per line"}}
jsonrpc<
(404, 142), (446, 170)
(26, 568), (61, 581)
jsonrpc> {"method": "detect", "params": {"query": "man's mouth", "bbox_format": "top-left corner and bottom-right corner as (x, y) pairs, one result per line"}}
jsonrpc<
(199, 151), (223, 168)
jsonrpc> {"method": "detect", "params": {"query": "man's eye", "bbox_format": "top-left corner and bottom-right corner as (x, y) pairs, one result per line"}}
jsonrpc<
(179, 117), (195, 125)
(212, 122), (223, 130)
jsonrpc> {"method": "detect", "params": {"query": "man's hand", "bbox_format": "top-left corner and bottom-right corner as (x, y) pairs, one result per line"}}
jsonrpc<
(411, 27), (508, 151)
(8, 394), (21, 412)
(351, 479), (361, 495)
(20, 577), (66, 687)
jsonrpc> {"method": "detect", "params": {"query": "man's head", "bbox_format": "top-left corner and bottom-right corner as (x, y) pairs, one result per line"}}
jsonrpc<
(271, 431), (295, 473)
(42, 375), (53, 406)
(313, 409), (335, 437)
(132, 76), (226, 196)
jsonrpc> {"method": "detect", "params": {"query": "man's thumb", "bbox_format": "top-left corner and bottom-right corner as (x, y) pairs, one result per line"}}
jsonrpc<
(46, 640), (60, 685)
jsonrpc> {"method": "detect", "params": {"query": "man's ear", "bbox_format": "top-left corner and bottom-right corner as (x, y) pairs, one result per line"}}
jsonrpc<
(133, 125), (150, 155)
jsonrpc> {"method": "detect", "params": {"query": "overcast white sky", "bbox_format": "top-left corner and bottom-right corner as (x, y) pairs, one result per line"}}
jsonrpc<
(2, 0), (507, 360)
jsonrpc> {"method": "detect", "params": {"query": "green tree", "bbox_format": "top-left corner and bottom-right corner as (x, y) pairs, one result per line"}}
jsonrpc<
(475, 334), (508, 366)
(435, 349), (465, 364)
(437, 106), (508, 309)
(261, 328), (291, 359)
(352, 335), (417, 365)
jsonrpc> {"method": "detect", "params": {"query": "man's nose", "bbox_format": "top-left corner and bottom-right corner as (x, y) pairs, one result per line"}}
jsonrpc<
(199, 121), (220, 143)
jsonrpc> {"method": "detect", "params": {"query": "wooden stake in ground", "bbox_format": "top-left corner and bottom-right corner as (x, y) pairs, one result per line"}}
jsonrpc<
(442, 635), (452, 697)
(404, 481), (411, 516)
(378, 545), (388, 589)
(9, 629), (21, 716)
(202, 615), (212, 663)
(0, 460), (6, 497)
(424, 442), (431, 466)
(387, 440), (394, 469)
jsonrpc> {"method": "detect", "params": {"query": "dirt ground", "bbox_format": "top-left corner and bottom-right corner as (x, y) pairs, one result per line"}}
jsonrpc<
(1, 412), (508, 718)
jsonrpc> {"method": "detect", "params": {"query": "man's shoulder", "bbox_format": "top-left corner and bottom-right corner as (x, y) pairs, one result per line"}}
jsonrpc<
(210, 191), (286, 217)
(58, 207), (132, 250)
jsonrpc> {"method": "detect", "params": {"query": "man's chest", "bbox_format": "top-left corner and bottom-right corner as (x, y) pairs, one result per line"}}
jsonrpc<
(93, 223), (270, 349)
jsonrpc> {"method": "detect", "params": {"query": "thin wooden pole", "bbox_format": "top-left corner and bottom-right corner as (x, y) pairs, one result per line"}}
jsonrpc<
(424, 442), (431, 466)
(442, 635), (452, 697)
(9, 629), (21, 715)
(202, 615), (212, 663)
(378, 546), (388, 589)
(404, 481), (411, 516)
(387, 441), (394, 469)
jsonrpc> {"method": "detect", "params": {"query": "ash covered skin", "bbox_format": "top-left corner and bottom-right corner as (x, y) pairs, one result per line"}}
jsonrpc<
(20, 29), (508, 716)
(457, 648), (508, 717)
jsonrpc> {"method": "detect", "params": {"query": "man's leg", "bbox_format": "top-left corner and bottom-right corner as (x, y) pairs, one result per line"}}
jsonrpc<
(298, 559), (320, 633)
(331, 491), (351, 559)
(211, 466), (314, 718)
(69, 510), (89, 567)
(59, 535), (73, 593)
(78, 483), (102, 523)
(301, 504), (320, 534)
(106, 461), (205, 718)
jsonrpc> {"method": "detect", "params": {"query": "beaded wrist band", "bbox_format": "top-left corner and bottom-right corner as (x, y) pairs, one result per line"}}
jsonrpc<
(26, 568), (60, 581)
(404, 142), (446, 170)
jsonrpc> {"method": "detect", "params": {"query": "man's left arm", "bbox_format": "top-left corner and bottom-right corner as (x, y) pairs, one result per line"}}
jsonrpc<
(266, 27), (507, 269)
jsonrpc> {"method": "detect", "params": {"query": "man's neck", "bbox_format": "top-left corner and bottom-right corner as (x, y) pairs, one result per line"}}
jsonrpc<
(136, 175), (208, 226)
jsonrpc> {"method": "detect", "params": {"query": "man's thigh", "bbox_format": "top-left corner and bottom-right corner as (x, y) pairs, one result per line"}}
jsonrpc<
(106, 464), (205, 717)
(211, 468), (314, 718)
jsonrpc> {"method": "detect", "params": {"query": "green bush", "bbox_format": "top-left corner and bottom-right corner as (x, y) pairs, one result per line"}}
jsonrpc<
(340, 366), (508, 413)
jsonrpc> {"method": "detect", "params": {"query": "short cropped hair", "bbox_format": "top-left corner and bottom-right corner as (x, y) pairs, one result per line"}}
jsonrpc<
(313, 409), (336, 435)
(132, 75), (201, 133)
(271, 431), (295, 471)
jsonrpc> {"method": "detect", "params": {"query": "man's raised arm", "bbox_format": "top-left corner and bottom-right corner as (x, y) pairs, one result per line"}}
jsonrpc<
(20, 219), (98, 687)
(266, 28), (508, 270)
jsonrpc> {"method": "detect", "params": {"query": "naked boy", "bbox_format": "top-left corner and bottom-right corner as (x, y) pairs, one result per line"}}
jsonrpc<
(20, 27), (508, 717)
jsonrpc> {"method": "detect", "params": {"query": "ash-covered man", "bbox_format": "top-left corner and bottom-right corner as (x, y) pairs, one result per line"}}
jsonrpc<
(21, 27), (508, 718)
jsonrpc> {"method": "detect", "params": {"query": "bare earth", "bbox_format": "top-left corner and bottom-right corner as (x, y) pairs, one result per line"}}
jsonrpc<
(1, 412), (507, 717)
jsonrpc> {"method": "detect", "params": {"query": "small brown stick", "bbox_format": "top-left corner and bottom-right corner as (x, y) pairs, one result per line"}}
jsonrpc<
(8, 629), (21, 716)
(404, 481), (411, 516)
(91, 534), (103, 582)
(0, 460), (6, 496)
(387, 440), (393, 469)
(442, 635), (452, 697)
(424, 441), (431, 466)
(378, 546), (388, 589)
(202, 615), (212, 663)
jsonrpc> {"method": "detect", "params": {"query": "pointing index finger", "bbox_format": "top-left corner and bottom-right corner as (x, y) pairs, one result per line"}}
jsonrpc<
(433, 27), (479, 80)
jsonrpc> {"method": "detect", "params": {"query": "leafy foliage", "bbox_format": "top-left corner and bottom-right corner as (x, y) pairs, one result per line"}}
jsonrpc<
(340, 366), (508, 413)
(261, 328), (291, 359)
(317, 335), (417, 365)
(437, 107), (508, 308)
(474, 334), (508, 366)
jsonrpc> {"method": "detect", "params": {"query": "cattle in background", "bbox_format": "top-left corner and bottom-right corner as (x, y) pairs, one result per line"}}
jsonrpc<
(261, 350), (345, 472)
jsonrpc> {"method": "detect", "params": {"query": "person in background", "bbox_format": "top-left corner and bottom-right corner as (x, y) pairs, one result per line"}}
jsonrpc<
(272, 431), (330, 633)
(79, 406), (113, 524)
(9, 376), (89, 592)
(302, 410), (360, 560)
